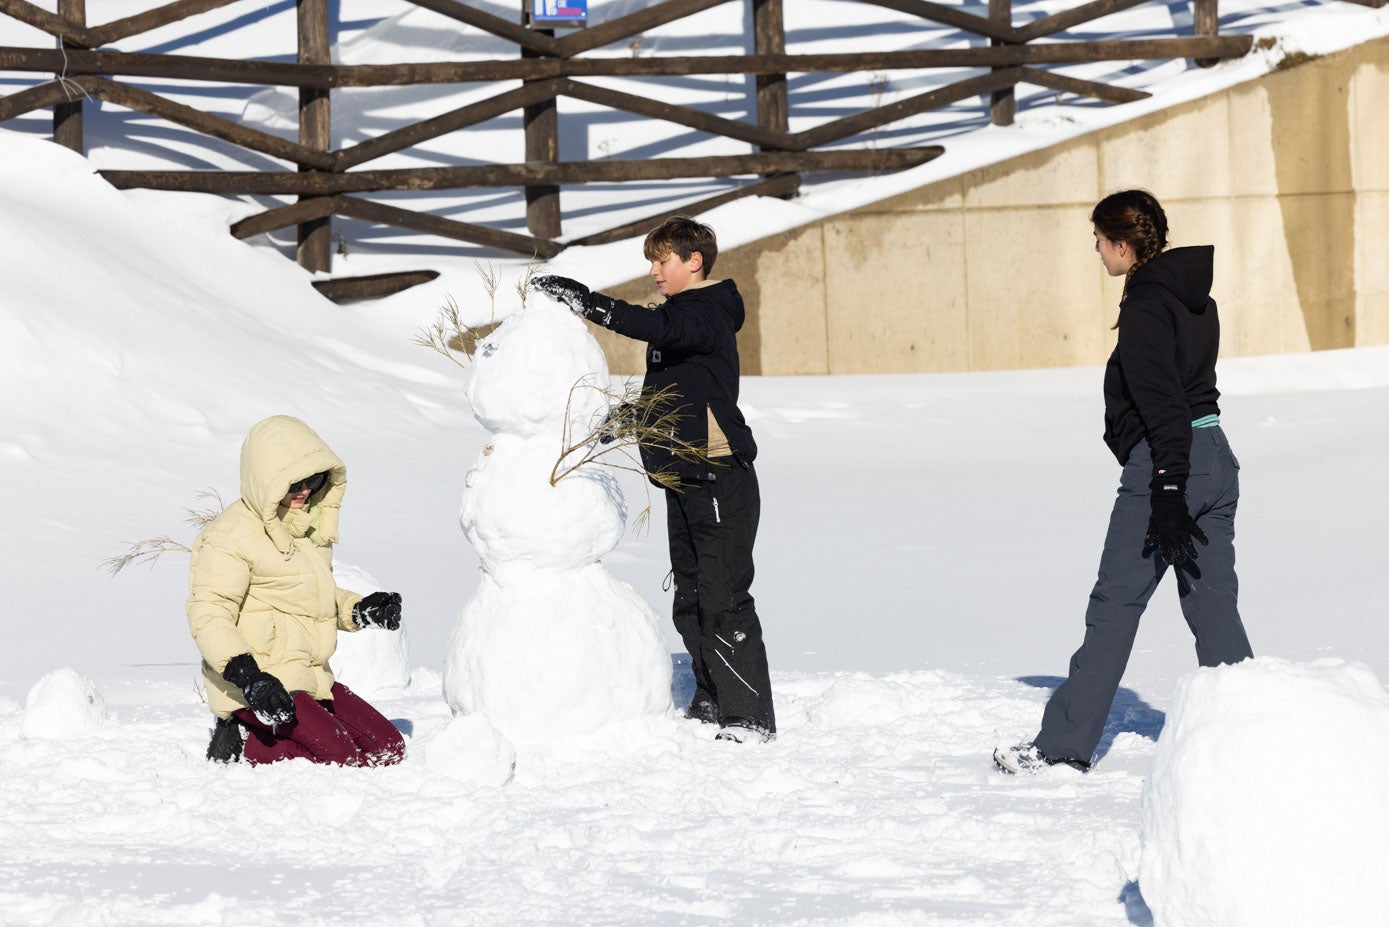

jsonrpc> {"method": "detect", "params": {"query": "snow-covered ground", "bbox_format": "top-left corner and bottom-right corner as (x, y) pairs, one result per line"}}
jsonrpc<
(4, 2), (1389, 925)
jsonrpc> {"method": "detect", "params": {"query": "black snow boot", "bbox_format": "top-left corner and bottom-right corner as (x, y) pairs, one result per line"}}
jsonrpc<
(683, 691), (718, 725)
(207, 716), (244, 763)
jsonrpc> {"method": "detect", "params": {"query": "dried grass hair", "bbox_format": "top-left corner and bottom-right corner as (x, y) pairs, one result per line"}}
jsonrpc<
(642, 215), (718, 275)
(1091, 189), (1168, 328)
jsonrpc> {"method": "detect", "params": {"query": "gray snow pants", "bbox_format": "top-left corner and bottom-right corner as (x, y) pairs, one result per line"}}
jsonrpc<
(1035, 427), (1254, 766)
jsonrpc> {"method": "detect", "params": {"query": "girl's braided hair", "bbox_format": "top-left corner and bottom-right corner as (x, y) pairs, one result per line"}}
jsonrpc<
(1091, 189), (1168, 326)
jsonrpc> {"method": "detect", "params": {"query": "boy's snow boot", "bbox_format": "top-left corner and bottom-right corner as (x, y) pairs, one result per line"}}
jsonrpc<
(207, 716), (245, 763)
(715, 720), (774, 744)
(993, 741), (1088, 774)
(683, 693), (718, 725)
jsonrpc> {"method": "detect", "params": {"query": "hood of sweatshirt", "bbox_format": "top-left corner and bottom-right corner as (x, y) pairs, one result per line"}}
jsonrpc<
(1127, 245), (1214, 313)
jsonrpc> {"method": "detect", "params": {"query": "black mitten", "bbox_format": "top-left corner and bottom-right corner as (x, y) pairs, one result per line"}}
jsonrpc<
(222, 653), (296, 727)
(353, 591), (402, 630)
(1145, 475), (1209, 565)
(206, 716), (244, 763)
(597, 401), (638, 445)
(532, 275), (618, 327)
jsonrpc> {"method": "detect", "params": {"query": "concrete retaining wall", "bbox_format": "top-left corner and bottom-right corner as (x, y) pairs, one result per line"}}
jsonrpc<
(591, 36), (1389, 375)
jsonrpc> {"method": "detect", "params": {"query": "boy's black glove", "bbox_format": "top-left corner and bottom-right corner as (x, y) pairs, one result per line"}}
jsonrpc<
(222, 653), (296, 727)
(353, 591), (402, 630)
(597, 401), (638, 445)
(1145, 475), (1208, 565)
(532, 275), (618, 327)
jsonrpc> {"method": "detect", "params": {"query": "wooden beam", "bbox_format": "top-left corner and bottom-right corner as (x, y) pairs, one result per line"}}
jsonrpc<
(230, 195), (340, 239)
(404, 0), (558, 56)
(752, 0), (789, 154)
(522, 16), (561, 240)
(567, 174), (802, 248)
(1013, 0), (1149, 42)
(83, 76), (337, 169)
(0, 78), (80, 121)
(794, 68), (1022, 149)
(312, 270), (441, 303)
(560, 78), (792, 150)
(334, 79), (563, 171)
(297, 0), (333, 273)
(0, 47), (336, 87)
(0, 39), (1256, 86)
(86, 0), (244, 47)
(989, 0), (1014, 127)
(554, 0), (734, 57)
(0, 0), (95, 46)
(335, 195), (563, 258)
(1019, 66), (1148, 104)
(101, 148), (944, 194)
(1193, 0), (1219, 68)
(855, 0), (1020, 43)
(52, 0), (85, 152)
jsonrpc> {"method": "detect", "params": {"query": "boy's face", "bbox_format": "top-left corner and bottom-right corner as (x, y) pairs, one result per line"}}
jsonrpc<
(649, 250), (704, 298)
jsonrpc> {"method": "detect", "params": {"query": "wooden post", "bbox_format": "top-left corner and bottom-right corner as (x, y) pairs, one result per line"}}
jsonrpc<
(751, 0), (787, 141)
(989, 0), (1015, 126)
(1193, 0), (1219, 68)
(52, 0), (85, 153)
(297, 0), (332, 273)
(522, 2), (561, 239)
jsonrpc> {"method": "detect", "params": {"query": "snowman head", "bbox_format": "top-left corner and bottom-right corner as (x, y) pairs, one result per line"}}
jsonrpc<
(466, 299), (611, 440)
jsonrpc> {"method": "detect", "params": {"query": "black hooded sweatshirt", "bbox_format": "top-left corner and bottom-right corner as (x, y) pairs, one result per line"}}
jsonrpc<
(600, 279), (758, 484)
(1102, 245), (1222, 482)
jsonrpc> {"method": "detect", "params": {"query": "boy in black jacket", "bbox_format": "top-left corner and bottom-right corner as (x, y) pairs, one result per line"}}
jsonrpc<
(534, 216), (776, 743)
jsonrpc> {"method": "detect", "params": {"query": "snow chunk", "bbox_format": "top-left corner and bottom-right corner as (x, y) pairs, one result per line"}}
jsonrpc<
(22, 667), (108, 739)
(1140, 657), (1389, 927)
(424, 712), (516, 787)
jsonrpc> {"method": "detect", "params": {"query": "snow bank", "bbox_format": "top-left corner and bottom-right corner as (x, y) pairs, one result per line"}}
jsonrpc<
(330, 561), (412, 697)
(1140, 657), (1389, 927)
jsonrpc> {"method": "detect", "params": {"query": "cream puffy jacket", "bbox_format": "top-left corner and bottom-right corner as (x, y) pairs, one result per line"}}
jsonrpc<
(187, 416), (364, 718)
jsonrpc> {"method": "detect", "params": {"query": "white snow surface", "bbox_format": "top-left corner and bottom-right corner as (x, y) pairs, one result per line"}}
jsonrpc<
(3, 2), (1389, 924)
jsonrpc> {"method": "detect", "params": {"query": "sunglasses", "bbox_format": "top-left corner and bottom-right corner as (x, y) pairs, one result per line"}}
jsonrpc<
(288, 471), (328, 494)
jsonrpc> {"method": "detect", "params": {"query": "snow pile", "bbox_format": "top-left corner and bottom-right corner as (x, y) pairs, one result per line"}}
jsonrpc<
(329, 561), (412, 698)
(21, 667), (107, 739)
(443, 298), (672, 744)
(1140, 657), (1389, 926)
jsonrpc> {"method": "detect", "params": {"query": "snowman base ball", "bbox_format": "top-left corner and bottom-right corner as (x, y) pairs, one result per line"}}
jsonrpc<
(444, 563), (672, 744)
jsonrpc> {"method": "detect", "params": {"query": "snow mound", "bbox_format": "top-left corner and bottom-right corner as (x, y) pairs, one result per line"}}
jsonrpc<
(423, 712), (516, 787)
(1140, 656), (1389, 927)
(22, 667), (108, 739)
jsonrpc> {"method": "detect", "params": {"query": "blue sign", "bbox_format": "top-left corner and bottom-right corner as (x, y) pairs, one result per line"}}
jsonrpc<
(532, 0), (587, 25)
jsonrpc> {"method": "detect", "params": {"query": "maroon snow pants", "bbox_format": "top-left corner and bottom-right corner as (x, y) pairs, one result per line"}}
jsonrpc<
(235, 682), (405, 767)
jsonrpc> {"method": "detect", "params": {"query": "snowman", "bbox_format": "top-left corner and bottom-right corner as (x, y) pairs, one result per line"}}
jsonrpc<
(441, 295), (672, 745)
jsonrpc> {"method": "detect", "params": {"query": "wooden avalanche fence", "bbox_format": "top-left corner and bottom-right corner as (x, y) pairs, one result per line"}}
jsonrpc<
(0, 0), (1282, 298)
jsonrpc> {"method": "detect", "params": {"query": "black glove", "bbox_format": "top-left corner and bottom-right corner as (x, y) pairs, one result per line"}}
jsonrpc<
(532, 275), (618, 327)
(353, 591), (402, 630)
(1145, 475), (1209, 565)
(222, 653), (296, 727)
(206, 716), (244, 763)
(597, 401), (638, 445)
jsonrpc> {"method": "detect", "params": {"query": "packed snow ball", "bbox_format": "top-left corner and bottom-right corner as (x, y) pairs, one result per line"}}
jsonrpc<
(22, 667), (108, 739)
(1140, 656), (1389, 927)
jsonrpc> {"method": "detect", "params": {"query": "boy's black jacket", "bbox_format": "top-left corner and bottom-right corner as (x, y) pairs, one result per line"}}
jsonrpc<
(1103, 245), (1222, 481)
(601, 279), (758, 484)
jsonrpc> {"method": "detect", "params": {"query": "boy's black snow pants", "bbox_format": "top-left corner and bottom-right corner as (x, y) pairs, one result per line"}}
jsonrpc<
(1035, 428), (1253, 766)
(665, 461), (776, 734)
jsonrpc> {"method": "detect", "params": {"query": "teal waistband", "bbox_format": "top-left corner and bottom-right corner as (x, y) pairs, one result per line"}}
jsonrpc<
(1192, 414), (1220, 429)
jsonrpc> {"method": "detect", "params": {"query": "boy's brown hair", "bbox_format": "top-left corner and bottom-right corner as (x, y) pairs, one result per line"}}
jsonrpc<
(643, 215), (718, 275)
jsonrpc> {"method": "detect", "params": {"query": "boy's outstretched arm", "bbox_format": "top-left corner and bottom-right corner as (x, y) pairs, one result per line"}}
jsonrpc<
(533, 275), (619, 326)
(533, 274), (717, 352)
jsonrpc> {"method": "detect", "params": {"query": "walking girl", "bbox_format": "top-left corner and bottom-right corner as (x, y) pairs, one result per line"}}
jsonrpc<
(995, 189), (1254, 773)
